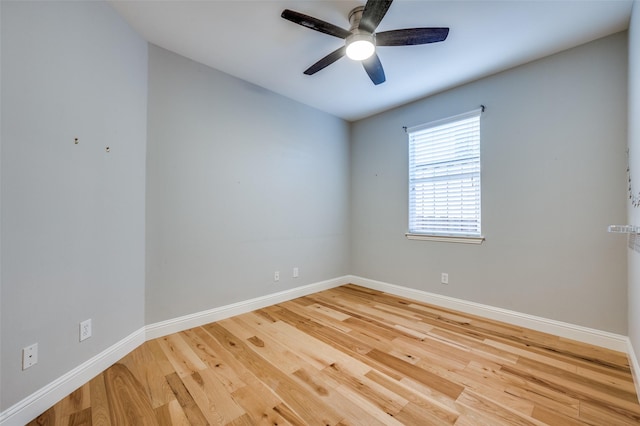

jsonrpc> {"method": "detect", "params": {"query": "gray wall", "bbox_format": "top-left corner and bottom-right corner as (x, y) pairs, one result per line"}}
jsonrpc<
(629, 1), (640, 367)
(351, 32), (628, 334)
(0, 1), (147, 410)
(145, 46), (350, 324)
(0, 0), (634, 415)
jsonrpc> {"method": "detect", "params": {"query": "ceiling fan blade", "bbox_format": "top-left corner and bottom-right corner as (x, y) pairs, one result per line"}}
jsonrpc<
(304, 46), (347, 75)
(281, 9), (351, 39)
(359, 0), (393, 33)
(362, 53), (386, 85)
(376, 28), (450, 46)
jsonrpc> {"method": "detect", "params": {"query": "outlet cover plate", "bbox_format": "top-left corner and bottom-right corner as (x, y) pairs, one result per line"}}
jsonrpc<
(22, 343), (38, 370)
(80, 319), (92, 341)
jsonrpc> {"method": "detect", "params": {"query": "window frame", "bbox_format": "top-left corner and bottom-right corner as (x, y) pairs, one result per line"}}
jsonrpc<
(405, 108), (484, 244)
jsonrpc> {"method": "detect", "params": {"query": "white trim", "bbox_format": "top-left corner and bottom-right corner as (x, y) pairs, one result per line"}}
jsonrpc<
(2, 275), (633, 425)
(0, 277), (350, 425)
(0, 327), (145, 426)
(627, 339), (640, 404)
(405, 233), (485, 244)
(348, 275), (629, 352)
(145, 276), (350, 340)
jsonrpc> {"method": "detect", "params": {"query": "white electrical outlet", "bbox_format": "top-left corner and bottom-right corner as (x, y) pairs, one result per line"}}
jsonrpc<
(22, 343), (38, 370)
(80, 319), (92, 341)
(293, 267), (299, 278)
(441, 273), (449, 284)
(274, 271), (280, 282)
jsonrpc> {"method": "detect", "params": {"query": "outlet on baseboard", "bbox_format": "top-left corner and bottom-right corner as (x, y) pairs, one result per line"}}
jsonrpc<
(274, 271), (280, 282)
(441, 273), (449, 285)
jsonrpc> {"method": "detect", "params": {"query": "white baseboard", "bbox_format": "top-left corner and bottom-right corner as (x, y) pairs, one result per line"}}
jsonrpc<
(145, 276), (350, 340)
(0, 327), (145, 426)
(0, 277), (349, 426)
(628, 339), (640, 404)
(2, 274), (633, 425)
(348, 275), (629, 352)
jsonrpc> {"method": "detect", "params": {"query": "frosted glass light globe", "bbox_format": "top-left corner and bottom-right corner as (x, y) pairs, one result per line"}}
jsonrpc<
(346, 34), (375, 60)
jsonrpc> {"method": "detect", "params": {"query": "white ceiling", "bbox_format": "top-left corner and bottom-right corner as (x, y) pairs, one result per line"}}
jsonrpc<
(109, 0), (633, 122)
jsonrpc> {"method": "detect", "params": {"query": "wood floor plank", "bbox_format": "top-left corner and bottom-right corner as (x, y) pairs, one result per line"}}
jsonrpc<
(165, 372), (210, 425)
(186, 327), (251, 393)
(145, 339), (177, 377)
(578, 400), (640, 425)
(344, 316), (422, 352)
(223, 315), (398, 425)
(455, 390), (545, 426)
(322, 362), (408, 418)
(66, 407), (92, 426)
(285, 299), (354, 334)
(306, 302), (352, 321)
(393, 400), (456, 426)
(454, 362), (536, 416)
(157, 333), (208, 378)
(272, 402), (308, 425)
(27, 407), (58, 426)
(330, 382), (406, 426)
(154, 399), (192, 426)
(203, 321), (344, 425)
(224, 413), (255, 426)
(367, 348), (465, 400)
(231, 380), (299, 426)
(510, 357), (640, 410)
(530, 404), (585, 426)
(58, 383), (90, 419)
(218, 317), (307, 375)
(89, 373), (112, 426)
(464, 360), (581, 418)
(390, 335), (470, 371)
(181, 369), (246, 425)
(365, 369), (460, 423)
(119, 342), (175, 409)
(291, 366), (395, 426)
(254, 313), (373, 378)
(29, 284), (640, 425)
(428, 327), (520, 365)
(103, 363), (159, 426)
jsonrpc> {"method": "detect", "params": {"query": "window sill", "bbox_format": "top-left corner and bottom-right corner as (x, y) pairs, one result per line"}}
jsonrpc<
(405, 233), (485, 244)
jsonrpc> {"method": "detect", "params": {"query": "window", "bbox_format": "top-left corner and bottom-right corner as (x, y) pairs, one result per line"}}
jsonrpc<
(407, 108), (483, 243)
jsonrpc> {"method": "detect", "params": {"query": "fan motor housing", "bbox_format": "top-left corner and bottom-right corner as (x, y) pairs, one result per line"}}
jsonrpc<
(348, 6), (365, 30)
(346, 5), (376, 58)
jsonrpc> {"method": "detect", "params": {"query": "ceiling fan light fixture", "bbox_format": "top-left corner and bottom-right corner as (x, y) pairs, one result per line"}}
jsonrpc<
(346, 33), (375, 61)
(282, 1), (449, 85)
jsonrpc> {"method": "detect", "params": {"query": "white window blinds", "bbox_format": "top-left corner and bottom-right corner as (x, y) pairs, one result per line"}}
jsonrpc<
(407, 109), (481, 237)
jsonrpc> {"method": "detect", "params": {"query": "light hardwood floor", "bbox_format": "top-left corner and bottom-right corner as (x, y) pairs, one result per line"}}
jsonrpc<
(28, 284), (640, 425)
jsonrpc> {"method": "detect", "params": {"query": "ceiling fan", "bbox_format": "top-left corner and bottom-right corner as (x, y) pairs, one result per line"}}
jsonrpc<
(281, 0), (449, 85)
